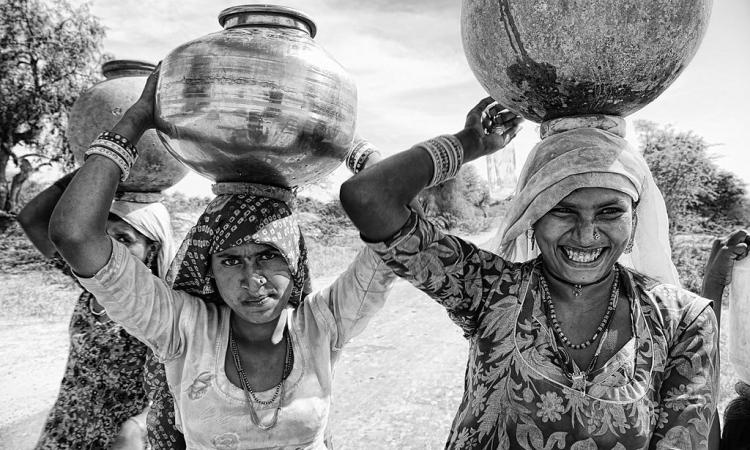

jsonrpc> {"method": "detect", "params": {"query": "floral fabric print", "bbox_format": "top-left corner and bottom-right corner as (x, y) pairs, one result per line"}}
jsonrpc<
(35, 291), (150, 449)
(369, 212), (718, 450)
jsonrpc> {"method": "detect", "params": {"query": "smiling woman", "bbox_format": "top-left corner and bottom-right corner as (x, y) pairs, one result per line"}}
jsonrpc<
(340, 103), (718, 449)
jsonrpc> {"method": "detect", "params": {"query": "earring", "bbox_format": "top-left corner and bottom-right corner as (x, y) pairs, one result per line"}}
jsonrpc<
(593, 230), (600, 240)
(144, 246), (157, 270)
(624, 211), (637, 254)
(527, 228), (535, 252)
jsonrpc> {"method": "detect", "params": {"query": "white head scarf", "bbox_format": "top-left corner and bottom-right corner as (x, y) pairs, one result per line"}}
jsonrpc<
(109, 200), (175, 278)
(489, 115), (680, 286)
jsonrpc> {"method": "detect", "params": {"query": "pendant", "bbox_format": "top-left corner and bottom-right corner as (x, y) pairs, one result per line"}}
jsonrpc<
(573, 284), (582, 296)
(571, 372), (587, 393)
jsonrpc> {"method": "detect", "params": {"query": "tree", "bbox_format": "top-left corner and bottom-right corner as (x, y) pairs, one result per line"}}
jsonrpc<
(635, 120), (718, 234)
(0, 0), (105, 215)
(694, 169), (749, 231)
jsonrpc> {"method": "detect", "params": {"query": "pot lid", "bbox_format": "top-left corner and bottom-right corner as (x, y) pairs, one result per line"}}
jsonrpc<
(218, 4), (317, 38)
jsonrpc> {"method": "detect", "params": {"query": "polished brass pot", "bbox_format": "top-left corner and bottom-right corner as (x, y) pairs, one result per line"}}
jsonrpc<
(154, 5), (357, 187)
(68, 60), (189, 192)
(461, 0), (713, 123)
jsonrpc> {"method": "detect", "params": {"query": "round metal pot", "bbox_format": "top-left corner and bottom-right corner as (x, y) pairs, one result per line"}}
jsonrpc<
(461, 0), (713, 123)
(154, 4), (357, 187)
(68, 60), (189, 192)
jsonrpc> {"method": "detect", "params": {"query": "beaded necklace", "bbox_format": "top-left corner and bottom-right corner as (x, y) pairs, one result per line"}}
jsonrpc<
(538, 265), (621, 393)
(229, 326), (294, 430)
(539, 266), (620, 350)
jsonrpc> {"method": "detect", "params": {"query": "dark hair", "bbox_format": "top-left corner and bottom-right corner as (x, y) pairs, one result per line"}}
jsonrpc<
(722, 395), (750, 450)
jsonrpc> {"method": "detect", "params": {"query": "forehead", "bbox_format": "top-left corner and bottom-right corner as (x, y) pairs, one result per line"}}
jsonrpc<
(106, 216), (140, 236)
(215, 242), (277, 256)
(557, 187), (632, 208)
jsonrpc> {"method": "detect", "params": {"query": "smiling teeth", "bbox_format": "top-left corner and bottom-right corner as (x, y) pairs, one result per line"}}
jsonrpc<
(563, 247), (603, 263)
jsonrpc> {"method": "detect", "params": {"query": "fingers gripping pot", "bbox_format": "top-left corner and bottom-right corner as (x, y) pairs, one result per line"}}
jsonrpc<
(68, 60), (189, 192)
(461, 0), (713, 122)
(154, 5), (358, 188)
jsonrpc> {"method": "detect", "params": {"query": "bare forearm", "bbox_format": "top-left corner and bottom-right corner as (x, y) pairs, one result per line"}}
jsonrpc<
(17, 184), (64, 258)
(700, 277), (724, 328)
(49, 108), (150, 276)
(340, 145), (433, 241)
(340, 129), (485, 241)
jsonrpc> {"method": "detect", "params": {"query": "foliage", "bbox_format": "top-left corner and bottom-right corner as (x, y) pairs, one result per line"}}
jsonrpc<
(418, 164), (495, 233)
(0, 0), (106, 212)
(670, 233), (714, 295)
(635, 120), (748, 235)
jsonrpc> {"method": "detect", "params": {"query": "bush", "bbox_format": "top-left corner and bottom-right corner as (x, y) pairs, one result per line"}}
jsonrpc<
(419, 165), (495, 233)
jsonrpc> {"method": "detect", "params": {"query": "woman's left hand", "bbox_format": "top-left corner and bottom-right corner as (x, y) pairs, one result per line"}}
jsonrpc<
(455, 97), (524, 163)
(704, 229), (750, 286)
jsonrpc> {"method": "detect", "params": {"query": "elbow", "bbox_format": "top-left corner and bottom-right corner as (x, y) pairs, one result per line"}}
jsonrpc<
(15, 207), (33, 230)
(48, 212), (89, 254)
(340, 177), (378, 221)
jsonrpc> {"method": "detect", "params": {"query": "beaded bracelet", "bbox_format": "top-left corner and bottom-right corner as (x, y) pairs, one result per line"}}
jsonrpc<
(345, 138), (382, 174)
(416, 134), (464, 187)
(84, 131), (139, 182)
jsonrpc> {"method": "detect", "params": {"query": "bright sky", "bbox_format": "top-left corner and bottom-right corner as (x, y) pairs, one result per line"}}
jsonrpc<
(87, 0), (750, 197)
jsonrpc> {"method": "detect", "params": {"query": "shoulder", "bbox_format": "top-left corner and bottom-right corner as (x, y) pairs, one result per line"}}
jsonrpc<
(637, 277), (716, 344)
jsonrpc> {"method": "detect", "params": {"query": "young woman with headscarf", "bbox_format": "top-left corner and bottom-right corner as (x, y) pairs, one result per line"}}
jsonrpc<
(341, 98), (718, 449)
(47, 68), (396, 448)
(18, 175), (176, 449)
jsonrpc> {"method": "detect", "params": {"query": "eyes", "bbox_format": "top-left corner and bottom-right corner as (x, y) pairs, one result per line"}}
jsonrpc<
(218, 250), (283, 267)
(113, 233), (136, 245)
(548, 206), (627, 220)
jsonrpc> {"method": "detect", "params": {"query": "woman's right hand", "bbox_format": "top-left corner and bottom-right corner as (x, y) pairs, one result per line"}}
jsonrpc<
(114, 64), (161, 139)
(455, 97), (524, 163)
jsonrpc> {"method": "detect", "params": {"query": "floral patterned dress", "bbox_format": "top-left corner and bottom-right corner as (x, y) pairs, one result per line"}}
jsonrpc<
(370, 212), (719, 450)
(35, 257), (150, 449)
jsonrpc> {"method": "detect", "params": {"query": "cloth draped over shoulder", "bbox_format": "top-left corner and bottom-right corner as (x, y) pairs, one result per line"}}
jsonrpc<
(110, 200), (176, 278)
(490, 114), (680, 286)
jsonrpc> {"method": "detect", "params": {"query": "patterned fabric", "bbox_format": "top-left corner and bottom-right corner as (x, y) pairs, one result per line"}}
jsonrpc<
(167, 193), (310, 305)
(145, 352), (186, 450)
(35, 290), (150, 449)
(370, 212), (719, 449)
(146, 193), (311, 449)
(35, 201), (175, 449)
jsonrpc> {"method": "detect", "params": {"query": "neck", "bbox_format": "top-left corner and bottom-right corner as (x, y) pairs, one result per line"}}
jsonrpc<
(541, 264), (616, 306)
(230, 313), (279, 346)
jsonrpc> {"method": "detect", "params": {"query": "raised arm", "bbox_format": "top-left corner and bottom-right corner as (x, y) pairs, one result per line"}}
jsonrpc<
(339, 98), (522, 241)
(48, 69), (157, 276)
(700, 229), (749, 328)
(17, 170), (78, 258)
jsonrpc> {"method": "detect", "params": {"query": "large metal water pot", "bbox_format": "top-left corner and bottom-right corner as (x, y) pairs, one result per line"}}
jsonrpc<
(461, 0), (713, 123)
(154, 5), (357, 187)
(68, 60), (189, 192)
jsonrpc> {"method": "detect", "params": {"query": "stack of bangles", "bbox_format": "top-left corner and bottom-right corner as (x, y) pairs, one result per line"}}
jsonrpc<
(345, 138), (381, 175)
(416, 134), (464, 188)
(84, 131), (139, 181)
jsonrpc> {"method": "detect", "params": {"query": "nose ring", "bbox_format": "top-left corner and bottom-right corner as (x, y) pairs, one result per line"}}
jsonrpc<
(593, 230), (601, 240)
(242, 274), (266, 290)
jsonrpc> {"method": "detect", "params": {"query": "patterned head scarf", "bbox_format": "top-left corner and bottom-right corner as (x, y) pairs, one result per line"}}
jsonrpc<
(109, 200), (176, 278)
(167, 193), (311, 306)
(490, 115), (680, 285)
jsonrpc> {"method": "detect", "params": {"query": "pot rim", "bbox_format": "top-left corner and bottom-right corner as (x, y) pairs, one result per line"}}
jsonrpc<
(102, 59), (157, 78)
(218, 4), (317, 37)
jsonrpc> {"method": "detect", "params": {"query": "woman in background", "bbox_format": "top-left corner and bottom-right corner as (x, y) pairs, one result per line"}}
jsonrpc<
(18, 172), (175, 449)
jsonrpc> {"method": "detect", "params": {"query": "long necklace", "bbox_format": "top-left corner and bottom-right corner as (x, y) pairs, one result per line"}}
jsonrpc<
(229, 326), (293, 430)
(539, 266), (620, 350)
